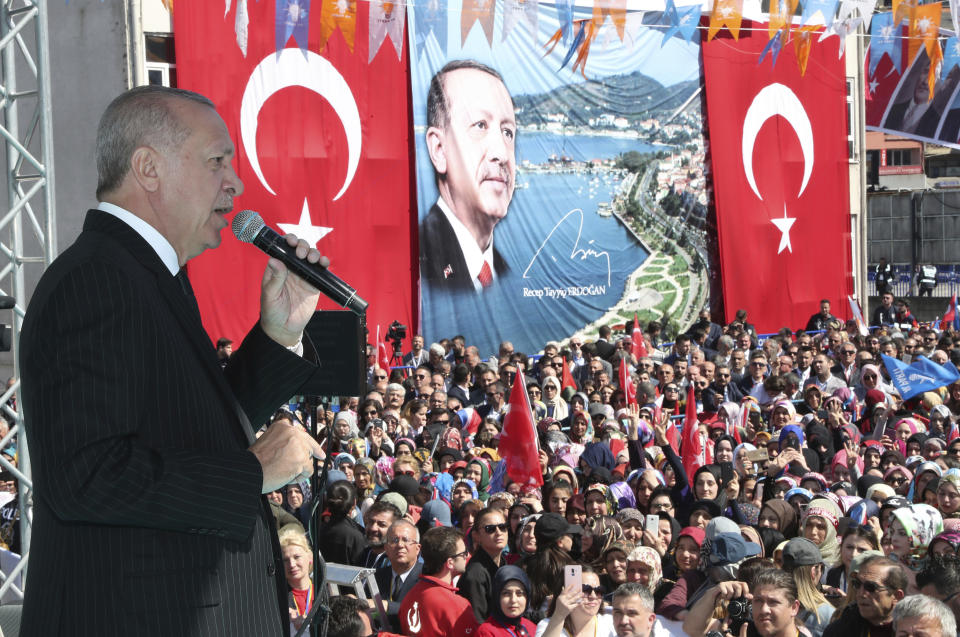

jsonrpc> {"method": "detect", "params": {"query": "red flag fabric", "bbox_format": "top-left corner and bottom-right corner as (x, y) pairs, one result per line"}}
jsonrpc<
(631, 314), (648, 360)
(376, 325), (391, 373)
(499, 375), (544, 488)
(942, 294), (959, 331)
(681, 384), (704, 486)
(173, 2), (415, 347)
(561, 361), (578, 393)
(702, 21), (852, 333)
(619, 357), (637, 407)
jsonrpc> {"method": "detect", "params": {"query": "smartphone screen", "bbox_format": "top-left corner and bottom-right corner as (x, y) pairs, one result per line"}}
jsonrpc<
(645, 514), (660, 534)
(564, 565), (582, 593)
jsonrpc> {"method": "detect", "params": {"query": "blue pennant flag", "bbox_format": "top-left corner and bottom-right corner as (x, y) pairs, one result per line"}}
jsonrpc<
(881, 354), (960, 400)
(801, 0), (839, 27)
(660, 0), (700, 47)
(560, 21), (587, 70)
(944, 37), (960, 76)
(414, 0), (448, 61)
(869, 11), (900, 75)
(557, 0), (575, 44)
(759, 32), (784, 66)
(275, 0), (310, 55)
(488, 459), (508, 494)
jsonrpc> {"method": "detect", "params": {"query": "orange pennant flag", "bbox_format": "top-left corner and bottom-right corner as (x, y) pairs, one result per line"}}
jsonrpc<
(572, 19), (599, 77)
(160, 0), (173, 13)
(319, 0), (358, 51)
(592, 0), (628, 41)
(768, 0), (798, 41)
(928, 40), (944, 100)
(793, 25), (819, 75)
(893, 0), (918, 25)
(908, 2), (941, 71)
(708, 0), (743, 40)
(461, 0), (496, 45)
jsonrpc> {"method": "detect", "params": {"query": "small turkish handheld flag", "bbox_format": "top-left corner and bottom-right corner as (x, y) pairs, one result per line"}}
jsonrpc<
(499, 373), (544, 488)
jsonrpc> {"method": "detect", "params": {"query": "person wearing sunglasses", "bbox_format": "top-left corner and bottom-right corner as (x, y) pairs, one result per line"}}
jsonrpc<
(823, 555), (907, 637)
(460, 509), (510, 623)
(538, 566), (614, 637)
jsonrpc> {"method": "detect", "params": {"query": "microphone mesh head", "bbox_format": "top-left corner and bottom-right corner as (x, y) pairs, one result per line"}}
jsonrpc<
(232, 209), (264, 243)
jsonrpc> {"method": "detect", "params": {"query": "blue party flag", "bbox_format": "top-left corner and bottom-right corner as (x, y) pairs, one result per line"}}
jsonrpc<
(881, 354), (960, 400)
(870, 12), (901, 75)
(276, 0), (311, 55)
(801, 0), (838, 27)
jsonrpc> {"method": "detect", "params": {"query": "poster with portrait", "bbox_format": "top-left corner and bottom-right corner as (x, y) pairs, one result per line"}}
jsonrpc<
(408, 5), (709, 356)
(867, 27), (960, 148)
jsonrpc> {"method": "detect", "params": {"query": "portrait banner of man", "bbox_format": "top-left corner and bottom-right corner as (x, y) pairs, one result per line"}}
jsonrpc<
(409, 3), (709, 355)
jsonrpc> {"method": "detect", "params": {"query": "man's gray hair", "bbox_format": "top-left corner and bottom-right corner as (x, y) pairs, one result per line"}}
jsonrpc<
(386, 383), (405, 394)
(611, 582), (654, 611)
(387, 519), (420, 543)
(429, 343), (446, 358)
(892, 595), (955, 636)
(96, 85), (215, 199)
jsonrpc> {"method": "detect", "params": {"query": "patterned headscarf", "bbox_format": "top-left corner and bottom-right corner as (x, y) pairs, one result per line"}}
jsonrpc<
(929, 530), (960, 557)
(626, 546), (663, 593)
(941, 468), (960, 491)
(890, 503), (944, 570)
(802, 498), (841, 565)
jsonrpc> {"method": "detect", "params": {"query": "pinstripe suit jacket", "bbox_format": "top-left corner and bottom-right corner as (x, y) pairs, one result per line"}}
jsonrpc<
(20, 210), (318, 636)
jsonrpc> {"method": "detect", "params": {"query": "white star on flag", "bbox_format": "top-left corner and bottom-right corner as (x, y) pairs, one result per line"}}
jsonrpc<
(869, 78), (879, 93)
(278, 199), (333, 247)
(771, 206), (796, 254)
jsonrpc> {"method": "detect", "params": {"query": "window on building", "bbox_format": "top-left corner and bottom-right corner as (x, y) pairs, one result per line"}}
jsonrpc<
(886, 149), (915, 166)
(846, 78), (858, 162)
(145, 34), (176, 87)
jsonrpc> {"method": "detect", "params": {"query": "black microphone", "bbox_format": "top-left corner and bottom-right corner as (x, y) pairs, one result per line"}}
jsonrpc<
(232, 209), (368, 316)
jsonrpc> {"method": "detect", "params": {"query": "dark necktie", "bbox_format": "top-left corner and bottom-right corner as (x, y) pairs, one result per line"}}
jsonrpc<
(391, 573), (402, 601)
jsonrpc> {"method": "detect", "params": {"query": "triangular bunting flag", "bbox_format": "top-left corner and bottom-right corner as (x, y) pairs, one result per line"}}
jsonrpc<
(759, 30), (784, 65)
(461, 0), (496, 46)
(369, 0), (406, 61)
(593, 0), (628, 41)
(801, 0), (839, 27)
(870, 12), (900, 75)
(319, 0), (357, 51)
(502, 0), (538, 42)
(769, 0), (798, 41)
(661, 0), (701, 47)
(276, 0), (311, 55)
(793, 25), (819, 75)
(708, 0), (743, 40)
(893, 0), (917, 25)
(414, 0), (447, 60)
(235, 0), (250, 56)
(908, 2), (941, 78)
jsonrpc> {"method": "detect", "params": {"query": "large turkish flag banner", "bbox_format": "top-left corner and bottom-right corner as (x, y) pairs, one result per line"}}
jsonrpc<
(173, 2), (415, 351)
(702, 24), (853, 333)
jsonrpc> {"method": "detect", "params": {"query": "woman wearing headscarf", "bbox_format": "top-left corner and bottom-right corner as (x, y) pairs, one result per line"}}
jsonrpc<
(928, 404), (953, 438)
(758, 499), (799, 538)
(927, 530), (960, 558)
(888, 503), (944, 572)
(465, 458), (492, 503)
(939, 469), (960, 519)
(800, 498), (841, 565)
(656, 526), (705, 620)
(476, 565), (537, 637)
(854, 364), (894, 402)
(717, 402), (741, 437)
(541, 376), (569, 421)
(884, 465), (913, 496)
(568, 411), (592, 445)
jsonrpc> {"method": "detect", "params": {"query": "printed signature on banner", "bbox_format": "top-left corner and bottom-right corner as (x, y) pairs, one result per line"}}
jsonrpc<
(523, 285), (608, 299)
(523, 209), (612, 285)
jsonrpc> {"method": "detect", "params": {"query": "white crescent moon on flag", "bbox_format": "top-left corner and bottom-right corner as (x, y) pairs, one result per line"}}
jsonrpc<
(741, 83), (814, 201)
(240, 48), (361, 201)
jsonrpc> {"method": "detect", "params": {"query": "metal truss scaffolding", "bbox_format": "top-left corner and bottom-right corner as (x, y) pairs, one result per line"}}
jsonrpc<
(0, 0), (56, 602)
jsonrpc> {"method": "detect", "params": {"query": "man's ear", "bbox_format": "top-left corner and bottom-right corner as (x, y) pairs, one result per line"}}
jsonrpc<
(426, 126), (447, 175)
(130, 146), (161, 193)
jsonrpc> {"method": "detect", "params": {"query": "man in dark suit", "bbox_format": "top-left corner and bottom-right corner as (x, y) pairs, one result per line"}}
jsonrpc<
(20, 86), (325, 636)
(420, 59), (515, 292)
(374, 520), (423, 631)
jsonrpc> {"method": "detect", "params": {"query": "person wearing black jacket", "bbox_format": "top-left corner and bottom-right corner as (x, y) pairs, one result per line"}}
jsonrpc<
(805, 299), (837, 333)
(459, 508), (509, 623)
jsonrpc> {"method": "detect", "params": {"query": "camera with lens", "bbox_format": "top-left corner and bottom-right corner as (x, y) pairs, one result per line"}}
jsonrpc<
(727, 597), (752, 633)
(386, 320), (407, 357)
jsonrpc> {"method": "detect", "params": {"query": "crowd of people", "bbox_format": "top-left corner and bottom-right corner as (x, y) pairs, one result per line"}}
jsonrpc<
(252, 305), (960, 637)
